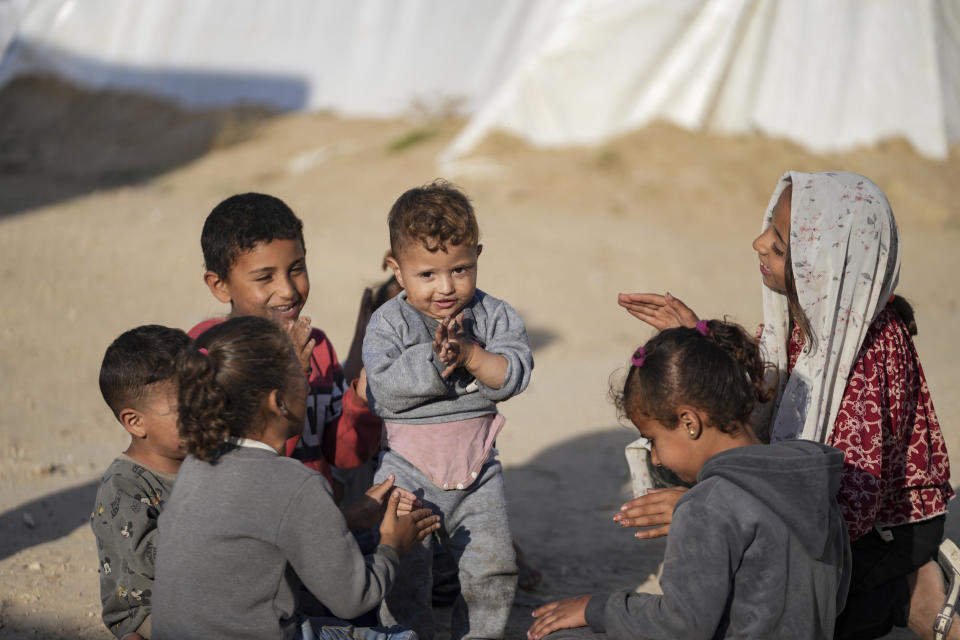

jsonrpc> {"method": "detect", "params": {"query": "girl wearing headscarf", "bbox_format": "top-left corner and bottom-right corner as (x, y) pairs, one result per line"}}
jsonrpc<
(617, 171), (955, 640)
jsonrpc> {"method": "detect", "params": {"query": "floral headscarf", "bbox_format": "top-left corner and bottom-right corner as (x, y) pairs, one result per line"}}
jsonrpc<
(761, 171), (901, 444)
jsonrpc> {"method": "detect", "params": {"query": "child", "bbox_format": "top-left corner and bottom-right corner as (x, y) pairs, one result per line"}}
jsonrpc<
(617, 171), (957, 640)
(527, 320), (851, 640)
(190, 192), (381, 493)
(362, 180), (534, 639)
(152, 316), (441, 639)
(90, 324), (191, 640)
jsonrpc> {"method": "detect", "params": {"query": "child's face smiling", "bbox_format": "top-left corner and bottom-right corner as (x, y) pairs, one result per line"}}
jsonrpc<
(388, 240), (480, 320)
(752, 187), (791, 293)
(632, 411), (702, 484)
(212, 238), (310, 323)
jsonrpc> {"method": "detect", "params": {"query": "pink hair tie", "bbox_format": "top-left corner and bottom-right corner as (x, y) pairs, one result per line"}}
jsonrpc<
(631, 346), (646, 368)
(198, 347), (210, 357)
(695, 320), (710, 336)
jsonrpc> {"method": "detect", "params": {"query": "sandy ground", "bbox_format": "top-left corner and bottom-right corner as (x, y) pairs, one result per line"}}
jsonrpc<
(1, 76), (958, 639)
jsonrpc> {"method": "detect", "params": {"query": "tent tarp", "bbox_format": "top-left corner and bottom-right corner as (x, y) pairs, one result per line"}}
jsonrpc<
(2, 0), (957, 159)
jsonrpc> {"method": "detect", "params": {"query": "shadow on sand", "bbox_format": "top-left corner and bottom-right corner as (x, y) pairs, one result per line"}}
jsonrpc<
(0, 478), (99, 562)
(4, 425), (956, 639)
(0, 70), (287, 217)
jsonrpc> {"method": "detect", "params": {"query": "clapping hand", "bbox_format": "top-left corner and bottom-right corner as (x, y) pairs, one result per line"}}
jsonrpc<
(617, 292), (698, 330)
(283, 316), (316, 379)
(433, 314), (474, 378)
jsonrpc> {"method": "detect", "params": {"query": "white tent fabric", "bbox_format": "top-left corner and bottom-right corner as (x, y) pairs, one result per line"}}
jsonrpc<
(444, 0), (960, 161)
(1, 0), (958, 160)
(0, 0), (555, 115)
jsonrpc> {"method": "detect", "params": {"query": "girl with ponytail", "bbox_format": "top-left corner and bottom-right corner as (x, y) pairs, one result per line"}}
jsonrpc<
(528, 319), (851, 640)
(152, 316), (440, 640)
(619, 172), (956, 639)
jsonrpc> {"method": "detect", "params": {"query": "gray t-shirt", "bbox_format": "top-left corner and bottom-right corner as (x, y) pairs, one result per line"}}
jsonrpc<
(90, 453), (175, 639)
(152, 445), (399, 640)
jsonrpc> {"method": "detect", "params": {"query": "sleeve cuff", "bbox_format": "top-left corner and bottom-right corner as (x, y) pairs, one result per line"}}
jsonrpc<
(376, 543), (400, 566)
(585, 593), (609, 633)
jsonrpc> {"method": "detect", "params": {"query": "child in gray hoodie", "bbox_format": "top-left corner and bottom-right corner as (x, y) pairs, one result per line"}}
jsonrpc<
(528, 319), (851, 640)
(363, 180), (533, 640)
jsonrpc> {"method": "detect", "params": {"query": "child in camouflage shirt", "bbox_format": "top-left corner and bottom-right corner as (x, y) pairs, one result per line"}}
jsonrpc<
(90, 325), (190, 639)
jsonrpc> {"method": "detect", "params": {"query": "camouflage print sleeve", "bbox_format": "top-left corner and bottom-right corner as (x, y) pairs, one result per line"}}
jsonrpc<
(90, 460), (171, 639)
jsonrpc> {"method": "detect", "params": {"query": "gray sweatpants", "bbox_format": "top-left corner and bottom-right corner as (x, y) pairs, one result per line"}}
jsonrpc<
(374, 450), (517, 640)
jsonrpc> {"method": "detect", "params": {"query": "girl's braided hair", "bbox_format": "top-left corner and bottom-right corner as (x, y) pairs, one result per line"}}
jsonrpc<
(614, 319), (773, 434)
(177, 316), (299, 462)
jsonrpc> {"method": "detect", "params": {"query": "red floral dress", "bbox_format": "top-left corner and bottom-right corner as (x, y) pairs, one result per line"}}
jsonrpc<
(786, 305), (953, 541)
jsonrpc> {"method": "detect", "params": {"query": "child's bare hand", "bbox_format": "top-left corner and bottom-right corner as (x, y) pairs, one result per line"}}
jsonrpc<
(528, 595), (590, 639)
(378, 491), (441, 556)
(284, 316), (316, 378)
(613, 487), (688, 539)
(341, 474), (405, 530)
(354, 367), (369, 405)
(343, 287), (375, 383)
(393, 486), (420, 518)
(433, 314), (473, 378)
(617, 292), (698, 330)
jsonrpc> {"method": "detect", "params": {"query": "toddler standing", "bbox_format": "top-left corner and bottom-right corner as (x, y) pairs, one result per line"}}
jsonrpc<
(363, 180), (533, 640)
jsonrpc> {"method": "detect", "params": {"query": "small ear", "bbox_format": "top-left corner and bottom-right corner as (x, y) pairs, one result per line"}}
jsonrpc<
(204, 271), (233, 304)
(266, 389), (291, 419)
(384, 256), (404, 289)
(677, 406), (703, 439)
(475, 243), (483, 258)
(119, 408), (147, 439)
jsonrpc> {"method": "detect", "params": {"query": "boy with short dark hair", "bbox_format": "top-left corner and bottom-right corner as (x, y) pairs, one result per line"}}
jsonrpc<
(190, 192), (381, 489)
(91, 324), (191, 640)
(363, 179), (534, 640)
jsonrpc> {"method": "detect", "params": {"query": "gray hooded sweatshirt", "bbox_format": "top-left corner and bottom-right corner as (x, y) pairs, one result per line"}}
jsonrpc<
(585, 440), (851, 640)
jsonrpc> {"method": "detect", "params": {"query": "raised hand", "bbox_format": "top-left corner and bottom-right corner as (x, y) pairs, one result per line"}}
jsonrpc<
(527, 596), (591, 639)
(617, 292), (699, 330)
(378, 491), (441, 556)
(612, 487), (688, 539)
(433, 314), (472, 378)
(283, 315), (316, 379)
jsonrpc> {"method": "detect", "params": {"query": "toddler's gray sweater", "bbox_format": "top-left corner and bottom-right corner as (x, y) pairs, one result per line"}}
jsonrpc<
(363, 289), (533, 424)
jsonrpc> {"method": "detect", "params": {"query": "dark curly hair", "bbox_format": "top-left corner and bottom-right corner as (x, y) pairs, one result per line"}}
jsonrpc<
(613, 320), (774, 435)
(388, 179), (479, 254)
(177, 316), (300, 462)
(99, 325), (191, 416)
(201, 193), (305, 279)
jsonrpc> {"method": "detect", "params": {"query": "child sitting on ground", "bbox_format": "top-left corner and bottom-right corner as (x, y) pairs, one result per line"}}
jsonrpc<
(153, 316), (440, 639)
(527, 320), (851, 640)
(190, 192), (381, 506)
(90, 324), (191, 640)
(363, 180), (534, 639)
(618, 171), (957, 639)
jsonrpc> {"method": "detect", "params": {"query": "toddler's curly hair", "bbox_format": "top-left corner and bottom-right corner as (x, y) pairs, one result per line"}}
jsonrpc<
(388, 179), (479, 254)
